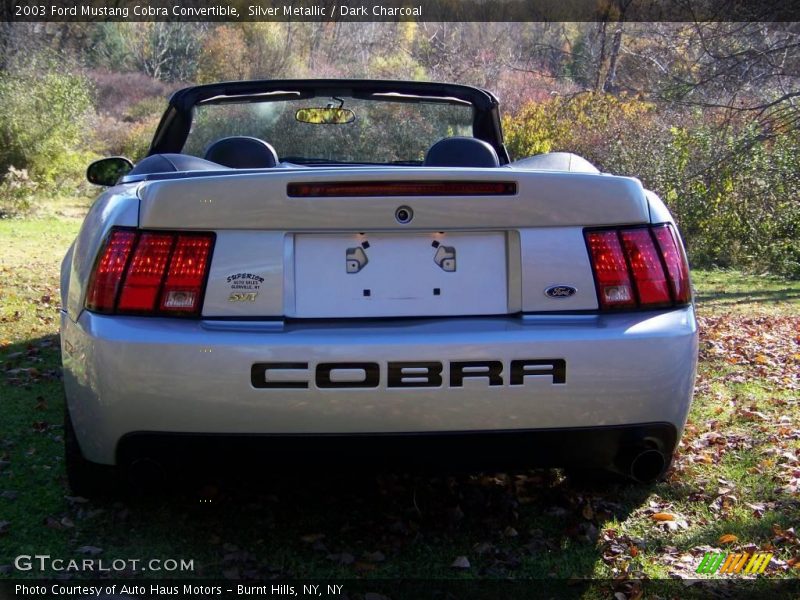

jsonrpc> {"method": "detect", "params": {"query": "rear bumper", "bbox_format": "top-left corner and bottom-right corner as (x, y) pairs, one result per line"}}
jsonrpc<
(61, 307), (698, 465)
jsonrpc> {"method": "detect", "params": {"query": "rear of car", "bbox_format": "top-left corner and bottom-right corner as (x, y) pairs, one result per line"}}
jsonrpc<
(60, 80), (697, 493)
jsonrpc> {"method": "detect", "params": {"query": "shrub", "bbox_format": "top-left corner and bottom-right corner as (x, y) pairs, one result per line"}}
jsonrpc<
(0, 63), (95, 187)
(503, 94), (800, 278)
(88, 73), (171, 163)
(503, 92), (656, 159)
(0, 166), (37, 218)
(87, 69), (175, 118)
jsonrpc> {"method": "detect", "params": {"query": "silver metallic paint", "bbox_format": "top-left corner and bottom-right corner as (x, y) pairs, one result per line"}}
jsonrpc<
(137, 168), (649, 230)
(61, 185), (140, 319)
(61, 168), (698, 468)
(61, 308), (698, 465)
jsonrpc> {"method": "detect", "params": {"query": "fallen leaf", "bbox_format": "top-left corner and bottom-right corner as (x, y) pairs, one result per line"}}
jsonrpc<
(719, 534), (738, 544)
(651, 512), (675, 521)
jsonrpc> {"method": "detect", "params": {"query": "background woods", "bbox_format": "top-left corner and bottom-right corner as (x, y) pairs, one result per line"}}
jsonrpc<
(0, 21), (798, 276)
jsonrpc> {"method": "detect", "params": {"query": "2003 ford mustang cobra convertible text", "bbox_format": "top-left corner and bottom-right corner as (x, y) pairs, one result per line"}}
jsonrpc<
(60, 79), (698, 494)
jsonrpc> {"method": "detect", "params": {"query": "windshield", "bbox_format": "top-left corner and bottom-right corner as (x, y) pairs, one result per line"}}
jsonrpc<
(183, 97), (475, 165)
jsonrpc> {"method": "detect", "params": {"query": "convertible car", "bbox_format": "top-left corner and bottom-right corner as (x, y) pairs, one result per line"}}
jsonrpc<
(61, 79), (697, 494)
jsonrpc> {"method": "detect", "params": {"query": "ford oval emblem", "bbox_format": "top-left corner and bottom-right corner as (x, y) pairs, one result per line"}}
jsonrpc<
(545, 285), (577, 298)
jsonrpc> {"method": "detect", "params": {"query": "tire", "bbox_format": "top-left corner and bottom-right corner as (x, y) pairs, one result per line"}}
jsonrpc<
(64, 404), (118, 498)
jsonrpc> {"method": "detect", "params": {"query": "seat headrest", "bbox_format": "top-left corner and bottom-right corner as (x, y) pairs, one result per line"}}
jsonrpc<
(424, 136), (500, 168)
(204, 136), (279, 169)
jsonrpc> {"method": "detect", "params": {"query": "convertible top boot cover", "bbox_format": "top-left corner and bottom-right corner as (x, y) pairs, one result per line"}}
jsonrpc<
(128, 153), (227, 176)
(511, 152), (600, 173)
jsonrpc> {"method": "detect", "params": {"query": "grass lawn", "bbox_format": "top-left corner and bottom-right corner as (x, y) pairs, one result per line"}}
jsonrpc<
(1, 212), (798, 596)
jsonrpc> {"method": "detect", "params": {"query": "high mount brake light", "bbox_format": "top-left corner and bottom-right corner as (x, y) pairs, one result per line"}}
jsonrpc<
(585, 224), (691, 311)
(287, 181), (517, 197)
(85, 228), (215, 316)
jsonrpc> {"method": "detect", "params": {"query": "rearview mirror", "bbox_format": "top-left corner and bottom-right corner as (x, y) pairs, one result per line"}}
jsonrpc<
(86, 157), (134, 186)
(295, 108), (355, 125)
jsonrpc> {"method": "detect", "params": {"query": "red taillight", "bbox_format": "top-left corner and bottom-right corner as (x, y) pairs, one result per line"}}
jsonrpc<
(159, 235), (214, 313)
(585, 224), (691, 311)
(585, 230), (636, 309)
(652, 225), (691, 304)
(287, 181), (517, 197)
(117, 233), (174, 312)
(85, 230), (136, 313)
(85, 228), (215, 317)
(619, 229), (671, 306)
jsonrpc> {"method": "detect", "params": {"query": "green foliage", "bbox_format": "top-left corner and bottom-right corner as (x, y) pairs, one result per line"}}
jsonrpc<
(86, 23), (133, 71)
(118, 119), (158, 163)
(504, 95), (800, 278)
(369, 52), (427, 81)
(667, 124), (800, 277)
(124, 96), (166, 122)
(503, 92), (656, 158)
(0, 63), (95, 187)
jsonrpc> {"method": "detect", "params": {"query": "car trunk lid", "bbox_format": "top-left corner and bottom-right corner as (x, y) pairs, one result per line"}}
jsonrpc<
(136, 168), (650, 318)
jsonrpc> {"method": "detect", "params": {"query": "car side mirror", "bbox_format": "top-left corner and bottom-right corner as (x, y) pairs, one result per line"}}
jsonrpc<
(86, 157), (134, 186)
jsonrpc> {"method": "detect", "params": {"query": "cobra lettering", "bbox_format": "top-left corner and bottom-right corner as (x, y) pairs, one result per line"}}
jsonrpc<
(251, 360), (566, 388)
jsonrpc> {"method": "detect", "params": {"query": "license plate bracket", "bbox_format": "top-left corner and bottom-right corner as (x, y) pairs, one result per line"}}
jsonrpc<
(294, 231), (508, 318)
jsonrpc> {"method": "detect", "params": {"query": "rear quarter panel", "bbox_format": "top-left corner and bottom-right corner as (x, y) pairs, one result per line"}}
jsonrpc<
(63, 185), (140, 320)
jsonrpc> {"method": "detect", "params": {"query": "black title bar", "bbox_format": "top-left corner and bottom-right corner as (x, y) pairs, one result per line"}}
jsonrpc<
(2, 0), (799, 22)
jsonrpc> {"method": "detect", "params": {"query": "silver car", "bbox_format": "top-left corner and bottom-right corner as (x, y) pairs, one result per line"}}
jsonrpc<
(60, 79), (698, 495)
